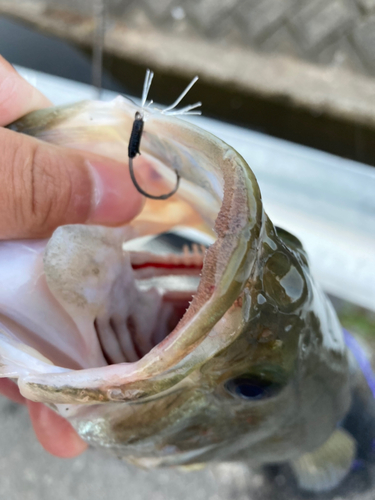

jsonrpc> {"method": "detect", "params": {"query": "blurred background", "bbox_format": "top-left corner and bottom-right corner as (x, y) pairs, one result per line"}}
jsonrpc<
(2, 0), (375, 162)
(0, 1), (375, 499)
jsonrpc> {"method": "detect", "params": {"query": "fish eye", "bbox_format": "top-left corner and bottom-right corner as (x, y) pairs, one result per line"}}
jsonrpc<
(224, 376), (283, 400)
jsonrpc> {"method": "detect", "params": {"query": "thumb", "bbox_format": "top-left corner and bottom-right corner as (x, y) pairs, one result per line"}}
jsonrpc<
(27, 400), (88, 458)
(0, 128), (143, 239)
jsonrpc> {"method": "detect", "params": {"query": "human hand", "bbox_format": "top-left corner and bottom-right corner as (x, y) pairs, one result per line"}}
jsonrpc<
(0, 56), (143, 457)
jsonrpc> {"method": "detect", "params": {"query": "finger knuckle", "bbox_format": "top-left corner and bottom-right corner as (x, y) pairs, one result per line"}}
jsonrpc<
(19, 142), (73, 236)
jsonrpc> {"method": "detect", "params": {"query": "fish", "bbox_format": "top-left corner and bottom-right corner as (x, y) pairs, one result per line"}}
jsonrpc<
(1, 73), (374, 493)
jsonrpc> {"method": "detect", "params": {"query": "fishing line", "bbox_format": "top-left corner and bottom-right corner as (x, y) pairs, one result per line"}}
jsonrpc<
(128, 112), (180, 200)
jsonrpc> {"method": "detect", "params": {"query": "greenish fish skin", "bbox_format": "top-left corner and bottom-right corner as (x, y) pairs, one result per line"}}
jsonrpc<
(5, 98), (353, 488)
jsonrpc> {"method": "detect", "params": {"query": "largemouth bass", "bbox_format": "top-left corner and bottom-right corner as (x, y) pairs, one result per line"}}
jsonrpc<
(1, 77), (374, 493)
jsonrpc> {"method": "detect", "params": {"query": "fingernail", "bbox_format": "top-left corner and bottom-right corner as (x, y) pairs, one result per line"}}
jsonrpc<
(86, 160), (144, 225)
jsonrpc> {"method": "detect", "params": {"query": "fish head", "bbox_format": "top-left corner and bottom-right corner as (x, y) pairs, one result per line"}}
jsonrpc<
(1, 97), (351, 467)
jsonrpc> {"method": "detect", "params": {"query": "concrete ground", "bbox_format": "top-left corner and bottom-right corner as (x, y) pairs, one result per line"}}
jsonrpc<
(0, 397), (225, 500)
(2, 394), (375, 500)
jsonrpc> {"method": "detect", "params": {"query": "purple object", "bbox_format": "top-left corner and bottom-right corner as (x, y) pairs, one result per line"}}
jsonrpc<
(351, 458), (365, 471)
(344, 329), (375, 400)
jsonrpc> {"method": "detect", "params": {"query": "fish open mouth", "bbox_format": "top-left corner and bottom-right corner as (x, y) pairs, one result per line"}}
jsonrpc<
(0, 228), (210, 373)
(0, 96), (264, 405)
(93, 236), (206, 366)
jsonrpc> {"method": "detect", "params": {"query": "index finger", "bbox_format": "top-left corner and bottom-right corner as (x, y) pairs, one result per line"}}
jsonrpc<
(0, 56), (51, 125)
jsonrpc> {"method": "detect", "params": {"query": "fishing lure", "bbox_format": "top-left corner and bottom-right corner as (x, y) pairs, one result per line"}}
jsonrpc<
(127, 71), (202, 200)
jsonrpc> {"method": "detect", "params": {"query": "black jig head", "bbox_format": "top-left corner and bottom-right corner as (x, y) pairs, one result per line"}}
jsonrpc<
(128, 112), (180, 200)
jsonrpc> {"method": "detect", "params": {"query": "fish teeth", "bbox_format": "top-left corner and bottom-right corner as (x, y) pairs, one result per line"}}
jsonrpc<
(181, 243), (206, 266)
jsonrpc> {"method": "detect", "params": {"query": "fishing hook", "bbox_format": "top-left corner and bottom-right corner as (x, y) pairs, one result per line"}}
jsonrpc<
(128, 111), (180, 200)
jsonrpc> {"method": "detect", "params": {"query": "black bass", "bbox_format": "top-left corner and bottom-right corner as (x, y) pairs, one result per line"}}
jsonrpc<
(1, 75), (374, 493)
